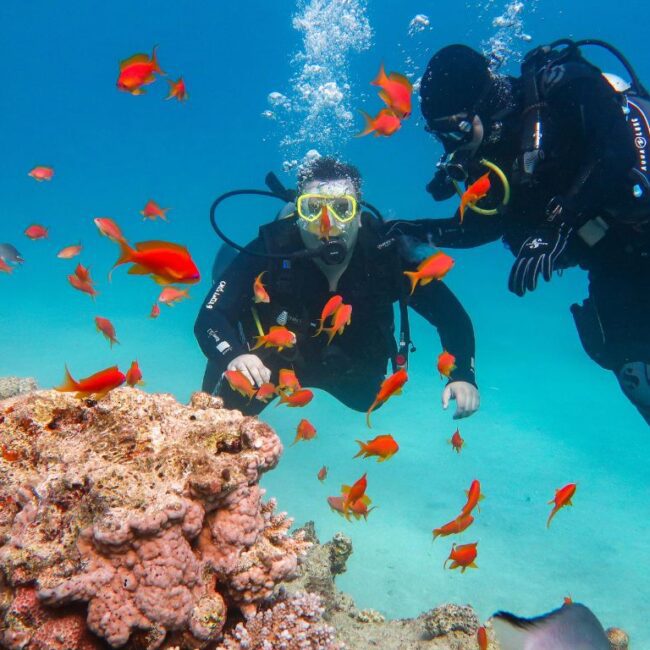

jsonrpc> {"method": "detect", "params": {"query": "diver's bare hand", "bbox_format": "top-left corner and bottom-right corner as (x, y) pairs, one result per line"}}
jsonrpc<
(442, 381), (480, 419)
(227, 354), (271, 388)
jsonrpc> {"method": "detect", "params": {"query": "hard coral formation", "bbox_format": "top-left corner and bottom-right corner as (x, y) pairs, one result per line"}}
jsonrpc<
(0, 376), (37, 400)
(0, 389), (309, 649)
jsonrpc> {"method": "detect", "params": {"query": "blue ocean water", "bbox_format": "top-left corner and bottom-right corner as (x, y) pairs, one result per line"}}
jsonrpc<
(1, 0), (649, 645)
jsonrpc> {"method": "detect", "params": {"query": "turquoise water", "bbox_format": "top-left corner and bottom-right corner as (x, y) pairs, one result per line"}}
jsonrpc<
(1, 0), (649, 645)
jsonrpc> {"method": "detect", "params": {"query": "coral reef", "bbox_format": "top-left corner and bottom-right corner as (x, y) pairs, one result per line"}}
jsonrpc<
(606, 627), (629, 650)
(422, 604), (480, 638)
(0, 389), (309, 649)
(0, 376), (37, 400)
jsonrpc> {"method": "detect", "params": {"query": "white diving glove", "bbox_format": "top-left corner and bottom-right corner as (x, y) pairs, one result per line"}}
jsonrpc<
(226, 354), (271, 388)
(442, 381), (480, 419)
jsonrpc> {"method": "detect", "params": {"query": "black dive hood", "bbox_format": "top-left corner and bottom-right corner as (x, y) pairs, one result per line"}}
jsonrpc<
(209, 172), (384, 266)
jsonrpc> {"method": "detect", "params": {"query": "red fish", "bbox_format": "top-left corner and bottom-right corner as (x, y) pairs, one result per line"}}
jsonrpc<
(57, 243), (82, 259)
(141, 199), (169, 221)
(112, 240), (200, 285)
(117, 46), (164, 95)
(348, 495), (376, 521)
(477, 626), (488, 650)
(255, 382), (276, 403)
(432, 513), (474, 540)
(158, 286), (189, 306)
(437, 350), (457, 378)
(461, 480), (484, 517)
(357, 108), (402, 137)
(341, 473), (367, 515)
(28, 166), (54, 181)
(68, 274), (98, 299)
(444, 542), (478, 573)
(74, 263), (91, 282)
(371, 64), (413, 118)
(150, 303), (161, 319)
(24, 224), (48, 240)
(354, 434), (399, 462)
(277, 388), (314, 408)
(292, 418), (317, 444)
(125, 360), (144, 387)
(459, 173), (491, 223)
(314, 295), (343, 336)
(366, 368), (408, 427)
(323, 302), (352, 345)
(278, 368), (301, 393)
(224, 369), (257, 400)
(94, 217), (126, 244)
(55, 365), (126, 400)
(252, 325), (297, 352)
(449, 429), (464, 454)
(95, 316), (119, 347)
(0, 259), (13, 274)
(166, 76), (188, 101)
(563, 596), (573, 606)
(404, 251), (454, 295)
(327, 495), (349, 519)
(319, 205), (332, 240)
(318, 466), (328, 482)
(253, 271), (270, 303)
(547, 483), (577, 528)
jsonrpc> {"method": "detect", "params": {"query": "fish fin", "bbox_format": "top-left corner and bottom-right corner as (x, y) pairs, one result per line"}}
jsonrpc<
(420, 276), (435, 286)
(150, 45), (164, 75)
(119, 53), (149, 70)
(134, 239), (189, 254)
(323, 326), (337, 346)
(366, 401), (378, 428)
(341, 485), (351, 494)
(470, 562), (478, 569)
(353, 441), (366, 458)
(403, 270), (419, 295)
(55, 366), (78, 392)
(127, 264), (151, 275)
(250, 336), (265, 351)
(388, 71), (413, 90)
(360, 495), (371, 505)
(110, 240), (135, 279)
(131, 87), (145, 96)
(377, 89), (391, 107)
(566, 499), (573, 506)
(371, 63), (387, 87)
(355, 110), (375, 137)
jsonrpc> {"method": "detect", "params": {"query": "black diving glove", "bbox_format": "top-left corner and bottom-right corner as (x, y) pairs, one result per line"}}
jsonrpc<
(508, 198), (574, 296)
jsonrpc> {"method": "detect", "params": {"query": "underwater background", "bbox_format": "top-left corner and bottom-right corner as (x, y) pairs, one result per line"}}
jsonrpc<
(1, 0), (649, 645)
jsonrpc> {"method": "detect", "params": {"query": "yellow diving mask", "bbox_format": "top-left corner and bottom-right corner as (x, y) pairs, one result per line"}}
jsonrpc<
(296, 193), (358, 223)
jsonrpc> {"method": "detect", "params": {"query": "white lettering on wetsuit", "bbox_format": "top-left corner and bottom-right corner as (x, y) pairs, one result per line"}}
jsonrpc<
(206, 281), (227, 309)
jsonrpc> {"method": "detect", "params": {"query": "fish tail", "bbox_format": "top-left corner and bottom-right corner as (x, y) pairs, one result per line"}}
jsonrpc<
(110, 240), (135, 281)
(323, 326), (337, 346)
(366, 401), (378, 428)
(371, 62), (387, 88)
(55, 365), (78, 392)
(546, 507), (558, 528)
(353, 440), (367, 458)
(355, 110), (375, 138)
(403, 270), (419, 295)
(250, 335), (265, 351)
(151, 45), (165, 75)
(312, 319), (325, 337)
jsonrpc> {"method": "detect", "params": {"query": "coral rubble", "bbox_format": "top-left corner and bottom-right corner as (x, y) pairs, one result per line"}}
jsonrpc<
(0, 376), (37, 400)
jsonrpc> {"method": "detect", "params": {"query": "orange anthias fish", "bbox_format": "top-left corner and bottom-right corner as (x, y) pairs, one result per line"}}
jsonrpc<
(166, 76), (188, 101)
(437, 350), (457, 378)
(277, 388), (314, 408)
(141, 199), (170, 221)
(0, 259), (13, 274)
(327, 495), (349, 519)
(371, 63), (413, 118)
(404, 251), (455, 295)
(314, 294), (343, 336)
(253, 271), (270, 304)
(432, 513), (475, 540)
(278, 368), (301, 393)
(323, 303), (352, 345)
(24, 224), (48, 240)
(444, 542), (478, 573)
(319, 205), (332, 240)
(477, 626), (488, 650)
(74, 263), (91, 282)
(95, 316), (119, 347)
(460, 479), (485, 517)
(318, 466), (328, 482)
(348, 495), (376, 521)
(449, 429), (464, 454)
(57, 243), (83, 259)
(252, 325), (297, 352)
(117, 46), (164, 95)
(292, 418), (317, 445)
(112, 240), (201, 285)
(357, 108), (402, 137)
(55, 365), (126, 400)
(68, 274), (98, 300)
(254, 382), (276, 403)
(366, 368), (408, 427)
(341, 473), (367, 515)
(459, 173), (491, 223)
(158, 286), (189, 306)
(224, 370), (257, 400)
(150, 303), (161, 319)
(125, 360), (144, 387)
(354, 434), (399, 462)
(547, 482), (577, 528)
(94, 217), (126, 244)
(28, 166), (54, 181)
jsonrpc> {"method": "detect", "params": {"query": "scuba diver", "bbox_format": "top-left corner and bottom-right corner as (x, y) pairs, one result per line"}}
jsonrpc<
(195, 156), (480, 418)
(388, 39), (650, 424)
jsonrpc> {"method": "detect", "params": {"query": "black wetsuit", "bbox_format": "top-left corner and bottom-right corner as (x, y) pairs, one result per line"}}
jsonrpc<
(195, 213), (476, 415)
(393, 54), (650, 377)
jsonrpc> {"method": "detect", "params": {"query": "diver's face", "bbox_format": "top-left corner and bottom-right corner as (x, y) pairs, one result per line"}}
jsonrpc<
(297, 178), (361, 254)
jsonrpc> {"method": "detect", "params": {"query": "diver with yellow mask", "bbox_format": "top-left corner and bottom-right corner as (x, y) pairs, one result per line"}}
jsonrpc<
(195, 156), (480, 418)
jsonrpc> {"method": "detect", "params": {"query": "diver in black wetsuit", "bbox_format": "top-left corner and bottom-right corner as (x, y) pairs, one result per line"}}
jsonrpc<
(195, 157), (480, 418)
(388, 40), (650, 424)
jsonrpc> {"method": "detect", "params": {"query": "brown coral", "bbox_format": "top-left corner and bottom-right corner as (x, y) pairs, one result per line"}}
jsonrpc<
(0, 389), (309, 649)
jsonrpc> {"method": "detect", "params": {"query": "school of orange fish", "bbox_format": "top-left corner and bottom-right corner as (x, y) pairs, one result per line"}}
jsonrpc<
(2, 51), (577, 590)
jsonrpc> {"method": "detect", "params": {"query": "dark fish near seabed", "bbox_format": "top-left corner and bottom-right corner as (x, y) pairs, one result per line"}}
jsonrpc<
(491, 603), (610, 650)
(0, 244), (24, 264)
